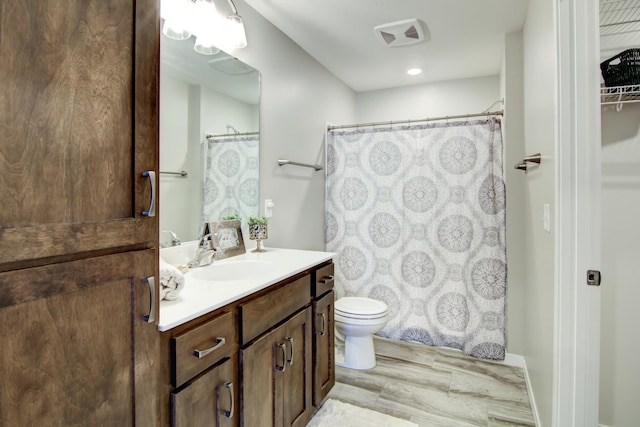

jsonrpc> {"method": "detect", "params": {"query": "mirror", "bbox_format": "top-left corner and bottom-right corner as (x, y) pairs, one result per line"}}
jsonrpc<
(159, 35), (260, 246)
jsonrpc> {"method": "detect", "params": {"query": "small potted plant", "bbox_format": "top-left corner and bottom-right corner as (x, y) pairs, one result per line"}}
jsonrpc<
(221, 213), (242, 221)
(247, 216), (268, 252)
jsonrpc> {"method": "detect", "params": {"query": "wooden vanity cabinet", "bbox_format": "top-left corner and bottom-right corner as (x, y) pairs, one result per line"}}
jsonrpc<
(312, 264), (336, 407)
(164, 261), (334, 427)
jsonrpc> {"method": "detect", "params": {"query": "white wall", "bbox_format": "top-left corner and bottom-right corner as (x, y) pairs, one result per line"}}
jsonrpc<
(231, 0), (356, 250)
(501, 32), (526, 356)
(599, 103), (640, 427)
(521, 0), (557, 425)
(355, 76), (500, 122)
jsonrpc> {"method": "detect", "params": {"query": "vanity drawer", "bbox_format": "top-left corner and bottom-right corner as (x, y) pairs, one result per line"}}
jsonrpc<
(313, 263), (334, 297)
(240, 274), (311, 345)
(171, 310), (237, 388)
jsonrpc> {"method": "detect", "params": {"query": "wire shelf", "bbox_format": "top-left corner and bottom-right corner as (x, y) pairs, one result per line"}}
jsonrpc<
(600, 84), (640, 105)
(600, 0), (640, 37)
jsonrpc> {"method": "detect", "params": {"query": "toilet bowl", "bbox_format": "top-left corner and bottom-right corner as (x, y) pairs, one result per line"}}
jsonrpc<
(334, 297), (389, 370)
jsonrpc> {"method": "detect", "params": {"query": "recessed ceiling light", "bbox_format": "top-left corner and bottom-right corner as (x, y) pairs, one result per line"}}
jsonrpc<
(407, 68), (422, 76)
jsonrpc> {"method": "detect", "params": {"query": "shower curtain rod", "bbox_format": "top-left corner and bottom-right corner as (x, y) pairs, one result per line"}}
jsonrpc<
(205, 131), (259, 139)
(326, 110), (504, 131)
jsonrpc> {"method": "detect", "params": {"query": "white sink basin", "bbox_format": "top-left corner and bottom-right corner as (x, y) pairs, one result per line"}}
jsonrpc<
(160, 241), (198, 266)
(188, 260), (277, 282)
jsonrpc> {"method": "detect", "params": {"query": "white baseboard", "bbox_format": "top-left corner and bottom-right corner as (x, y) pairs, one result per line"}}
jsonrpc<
(504, 353), (541, 427)
(503, 352), (525, 368)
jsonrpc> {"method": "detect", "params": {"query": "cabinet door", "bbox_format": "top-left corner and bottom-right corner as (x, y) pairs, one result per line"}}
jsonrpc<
(0, 0), (159, 266)
(134, 249), (163, 426)
(172, 357), (238, 427)
(0, 249), (158, 426)
(313, 290), (335, 407)
(283, 307), (313, 427)
(240, 321), (282, 426)
(240, 308), (313, 427)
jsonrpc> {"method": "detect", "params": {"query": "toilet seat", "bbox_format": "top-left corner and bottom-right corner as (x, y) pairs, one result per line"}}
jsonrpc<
(335, 297), (388, 320)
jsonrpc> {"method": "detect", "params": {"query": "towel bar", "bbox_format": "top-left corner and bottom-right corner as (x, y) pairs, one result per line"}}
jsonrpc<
(277, 159), (323, 172)
(160, 170), (188, 177)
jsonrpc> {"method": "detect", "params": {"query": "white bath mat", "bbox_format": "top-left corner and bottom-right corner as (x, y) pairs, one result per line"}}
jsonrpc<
(306, 399), (418, 427)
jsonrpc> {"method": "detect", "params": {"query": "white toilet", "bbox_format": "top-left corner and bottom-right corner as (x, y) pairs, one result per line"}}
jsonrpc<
(334, 296), (389, 370)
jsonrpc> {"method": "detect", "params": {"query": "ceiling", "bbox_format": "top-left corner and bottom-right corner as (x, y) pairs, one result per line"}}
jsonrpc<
(244, 0), (530, 92)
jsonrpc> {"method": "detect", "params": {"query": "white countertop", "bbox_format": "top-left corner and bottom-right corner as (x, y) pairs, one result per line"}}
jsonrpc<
(158, 247), (335, 331)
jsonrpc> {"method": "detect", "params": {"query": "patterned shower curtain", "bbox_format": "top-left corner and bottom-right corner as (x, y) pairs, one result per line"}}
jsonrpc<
(202, 135), (259, 234)
(326, 119), (507, 360)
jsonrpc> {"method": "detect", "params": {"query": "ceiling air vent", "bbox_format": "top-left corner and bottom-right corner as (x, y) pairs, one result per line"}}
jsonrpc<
(374, 18), (426, 47)
(207, 54), (256, 75)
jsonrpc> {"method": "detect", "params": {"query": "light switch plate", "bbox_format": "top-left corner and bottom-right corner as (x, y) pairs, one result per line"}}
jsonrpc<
(543, 203), (551, 232)
(264, 199), (274, 218)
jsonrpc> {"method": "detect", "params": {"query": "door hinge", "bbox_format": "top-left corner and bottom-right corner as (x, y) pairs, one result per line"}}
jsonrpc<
(586, 270), (601, 286)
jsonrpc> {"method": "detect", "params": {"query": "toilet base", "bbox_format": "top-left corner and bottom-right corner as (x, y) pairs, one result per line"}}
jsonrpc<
(336, 334), (376, 370)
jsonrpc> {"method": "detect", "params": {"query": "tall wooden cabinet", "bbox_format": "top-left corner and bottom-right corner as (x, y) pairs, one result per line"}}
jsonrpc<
(0, 0), (160, 425)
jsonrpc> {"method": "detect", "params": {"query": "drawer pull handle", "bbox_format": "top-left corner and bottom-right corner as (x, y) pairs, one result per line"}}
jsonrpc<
(218, 381), (234, 419)
(285, 337), (294, 366)
(317, 312), (326, 336)
(320, 275), (334, 284)
(142, 277), (155, 323)
(141, 171), (156, 217)
(275, 343), (287, 372)
(193, 337), (225, 358)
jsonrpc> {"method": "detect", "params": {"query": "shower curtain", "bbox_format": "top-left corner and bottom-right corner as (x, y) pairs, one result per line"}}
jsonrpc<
(326, 119), (506, 360)
(202, 135), (259, 234)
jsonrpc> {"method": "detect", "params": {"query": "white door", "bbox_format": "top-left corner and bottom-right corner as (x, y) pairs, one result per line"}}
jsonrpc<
(555, 0), (602, 425)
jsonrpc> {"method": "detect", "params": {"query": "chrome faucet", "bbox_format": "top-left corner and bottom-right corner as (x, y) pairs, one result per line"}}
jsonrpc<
(162, 229), (181, 247)
(188, 233), (217, 268)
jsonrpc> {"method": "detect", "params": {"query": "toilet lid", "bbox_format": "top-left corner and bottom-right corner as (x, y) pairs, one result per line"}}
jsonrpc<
(335, 297), (388, 316)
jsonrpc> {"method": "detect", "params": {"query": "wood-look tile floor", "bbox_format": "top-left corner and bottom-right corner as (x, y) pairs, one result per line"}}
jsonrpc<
(326, 337), (536, 427)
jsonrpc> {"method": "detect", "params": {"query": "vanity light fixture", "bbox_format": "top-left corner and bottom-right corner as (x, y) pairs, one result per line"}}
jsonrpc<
(161, 0), (248, 52)
(193, 0), (220, 54)
(162, 0), (193, 40)
(226, 12), (248, 49)
(407, 68), (422, 76)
